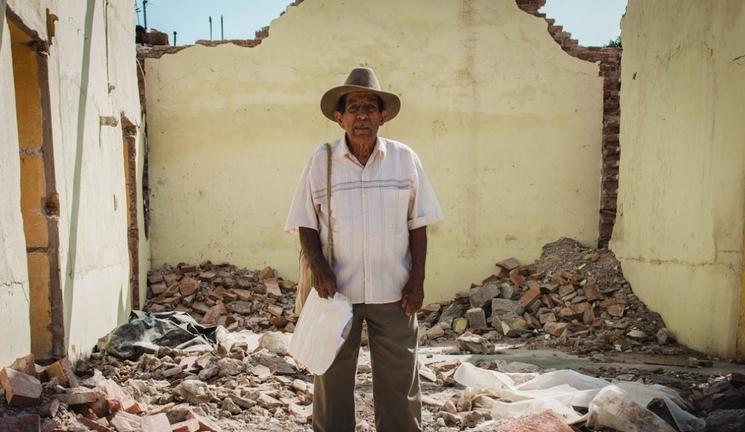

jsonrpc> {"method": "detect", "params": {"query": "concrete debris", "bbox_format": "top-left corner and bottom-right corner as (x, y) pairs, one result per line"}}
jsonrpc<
(0, 251), (729, 432)
(419, 238), (703, 358)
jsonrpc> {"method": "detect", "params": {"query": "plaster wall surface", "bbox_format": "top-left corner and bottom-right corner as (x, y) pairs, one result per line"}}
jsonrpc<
(611, 0), (745, 358)
(0, 17), (33, 366)
(3, 0), (144, 360)
(146, 0), (603, 302)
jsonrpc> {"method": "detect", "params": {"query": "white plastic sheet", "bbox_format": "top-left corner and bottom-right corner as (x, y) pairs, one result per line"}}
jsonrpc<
(453, 362), (704, 431)
(587, 386), (677, 432)
(288, 290), (353, 375)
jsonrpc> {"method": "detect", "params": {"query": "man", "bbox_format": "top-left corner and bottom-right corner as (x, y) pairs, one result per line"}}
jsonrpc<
(285, 67), (444, 432)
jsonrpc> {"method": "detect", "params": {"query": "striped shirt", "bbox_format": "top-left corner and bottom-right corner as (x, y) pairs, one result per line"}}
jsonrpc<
(285, 136), (444, 304)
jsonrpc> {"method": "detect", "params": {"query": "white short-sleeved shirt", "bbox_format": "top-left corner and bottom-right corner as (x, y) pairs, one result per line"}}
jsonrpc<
(285, 136), (444, 304)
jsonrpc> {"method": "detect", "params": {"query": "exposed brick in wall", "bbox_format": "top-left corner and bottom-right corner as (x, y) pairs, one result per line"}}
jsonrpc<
(516, 0), (622, 248)
(121, 117), (139, 310)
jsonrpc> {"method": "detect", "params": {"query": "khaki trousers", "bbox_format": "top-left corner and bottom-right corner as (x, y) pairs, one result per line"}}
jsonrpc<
(312, 302), (422, 432)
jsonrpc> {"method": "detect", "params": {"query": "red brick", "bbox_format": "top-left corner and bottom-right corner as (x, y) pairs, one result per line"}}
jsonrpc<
(519, 283), (541, 309)
(179, 277), (198, 296)
(202, 303), (227, 324)
(0, 414), (40, 432)
(496, 257), (520, 271)
(558, 284), (575, 297)
(110, 411), (143, 431)
(185, 410), (221, 432)
(495, 410), (573, 432)
(53, 387), (100, 405)
(583, 279), (604, 301)
(543, 322), (568, 337)
(170, 419), (199, 432)
(45, 358), (79, 388)
(0, 367), (42, 407)
(509, 269), (526, 286)
(607, 304), (625, 317)
(77, 416), (114, 432)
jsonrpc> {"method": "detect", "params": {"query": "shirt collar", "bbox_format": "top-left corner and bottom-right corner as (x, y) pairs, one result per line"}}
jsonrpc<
(333, 135), (387, 160)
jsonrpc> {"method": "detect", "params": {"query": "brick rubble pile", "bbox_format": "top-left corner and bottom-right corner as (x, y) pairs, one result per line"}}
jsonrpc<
(419, 238), (697, 358)
(144, 262), (297, 333)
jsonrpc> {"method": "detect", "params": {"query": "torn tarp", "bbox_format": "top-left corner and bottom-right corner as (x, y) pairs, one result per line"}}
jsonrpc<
(97, 310), (217, 359)
(454, 363), (705, 432)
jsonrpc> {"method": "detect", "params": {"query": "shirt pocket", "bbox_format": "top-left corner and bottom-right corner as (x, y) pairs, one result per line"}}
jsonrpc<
(383, 189), (409, 230)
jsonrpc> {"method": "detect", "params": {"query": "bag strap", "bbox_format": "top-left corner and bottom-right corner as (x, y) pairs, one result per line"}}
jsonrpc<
(325, 143), (334, 268)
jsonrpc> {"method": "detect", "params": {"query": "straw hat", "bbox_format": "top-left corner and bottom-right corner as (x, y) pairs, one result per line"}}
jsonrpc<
(320, 67), (401, 121)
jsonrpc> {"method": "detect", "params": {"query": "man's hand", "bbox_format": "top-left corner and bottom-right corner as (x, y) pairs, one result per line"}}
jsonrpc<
(401, 275), (424, 316)
(314, 263), (337, 299)
(299, 227), (337, 299)
(402, 226), (428, 316)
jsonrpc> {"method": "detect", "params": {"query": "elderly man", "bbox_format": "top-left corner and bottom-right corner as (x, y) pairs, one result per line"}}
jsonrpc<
(285, 67), (443, 432)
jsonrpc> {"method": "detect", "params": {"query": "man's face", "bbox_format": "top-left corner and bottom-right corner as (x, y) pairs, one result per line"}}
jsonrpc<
(334, 91), (389, 142)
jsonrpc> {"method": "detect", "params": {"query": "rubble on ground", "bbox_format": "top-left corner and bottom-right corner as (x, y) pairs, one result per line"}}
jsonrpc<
(1, 240), (734, 431)
(418, 238), (702, 359)
(144, 262), (298, 333)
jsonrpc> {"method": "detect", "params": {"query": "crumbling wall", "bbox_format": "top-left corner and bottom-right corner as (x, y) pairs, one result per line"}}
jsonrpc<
(145, 0), (603, 302)
(0, 15), (33, 366)
(2, 0), (144, 361)
(611, 0), (745, 359)
(516, 0), (622, 248)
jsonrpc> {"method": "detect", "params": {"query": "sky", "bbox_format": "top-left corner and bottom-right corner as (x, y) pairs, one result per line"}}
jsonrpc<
(137, 0), (627, 47)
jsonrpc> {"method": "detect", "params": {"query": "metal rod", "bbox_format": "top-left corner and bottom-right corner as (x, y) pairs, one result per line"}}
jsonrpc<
(173, 31), (177, 46)
(143, 0), (148, 30)
(221, 15), (224, 40)
(209, 16), (212, 40)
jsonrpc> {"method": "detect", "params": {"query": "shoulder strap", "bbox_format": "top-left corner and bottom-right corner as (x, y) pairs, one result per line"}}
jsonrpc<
(325, 143), (334, 267)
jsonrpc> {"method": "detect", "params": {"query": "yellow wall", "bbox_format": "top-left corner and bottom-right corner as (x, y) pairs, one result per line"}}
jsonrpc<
(146, 0), (603, 302)
(2, 0), (145, 361)
(611, 0), (745, 359)
(0, 16), (33, 366)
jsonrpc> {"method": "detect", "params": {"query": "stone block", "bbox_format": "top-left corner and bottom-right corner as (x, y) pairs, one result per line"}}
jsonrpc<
(469, 282), (500, 308)
(452, 317), (468, 334)
(142, 413), (171, 432)
(465, 307), (487, 329)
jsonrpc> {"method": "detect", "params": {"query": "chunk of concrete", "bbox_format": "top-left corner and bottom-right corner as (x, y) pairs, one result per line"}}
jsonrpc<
(469, 282), (500, 308)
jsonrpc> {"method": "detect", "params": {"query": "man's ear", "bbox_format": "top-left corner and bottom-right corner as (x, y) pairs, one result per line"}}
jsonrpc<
(380, 110), (390, 125)
(334, 111), (344, 125)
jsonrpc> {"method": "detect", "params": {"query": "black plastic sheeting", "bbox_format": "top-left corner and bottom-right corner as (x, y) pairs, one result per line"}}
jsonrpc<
(98, 310), (216, 359)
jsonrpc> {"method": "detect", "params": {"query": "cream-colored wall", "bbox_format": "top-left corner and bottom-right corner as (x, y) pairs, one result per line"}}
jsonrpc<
(611, 0), (745, 359)
(146, 0), (603, 302)
(4, 0), (144, 360)
(0, 16), (33, 366)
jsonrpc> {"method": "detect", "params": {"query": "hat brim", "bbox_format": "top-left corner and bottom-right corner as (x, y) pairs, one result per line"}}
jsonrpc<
(320, 85), (401, 122)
